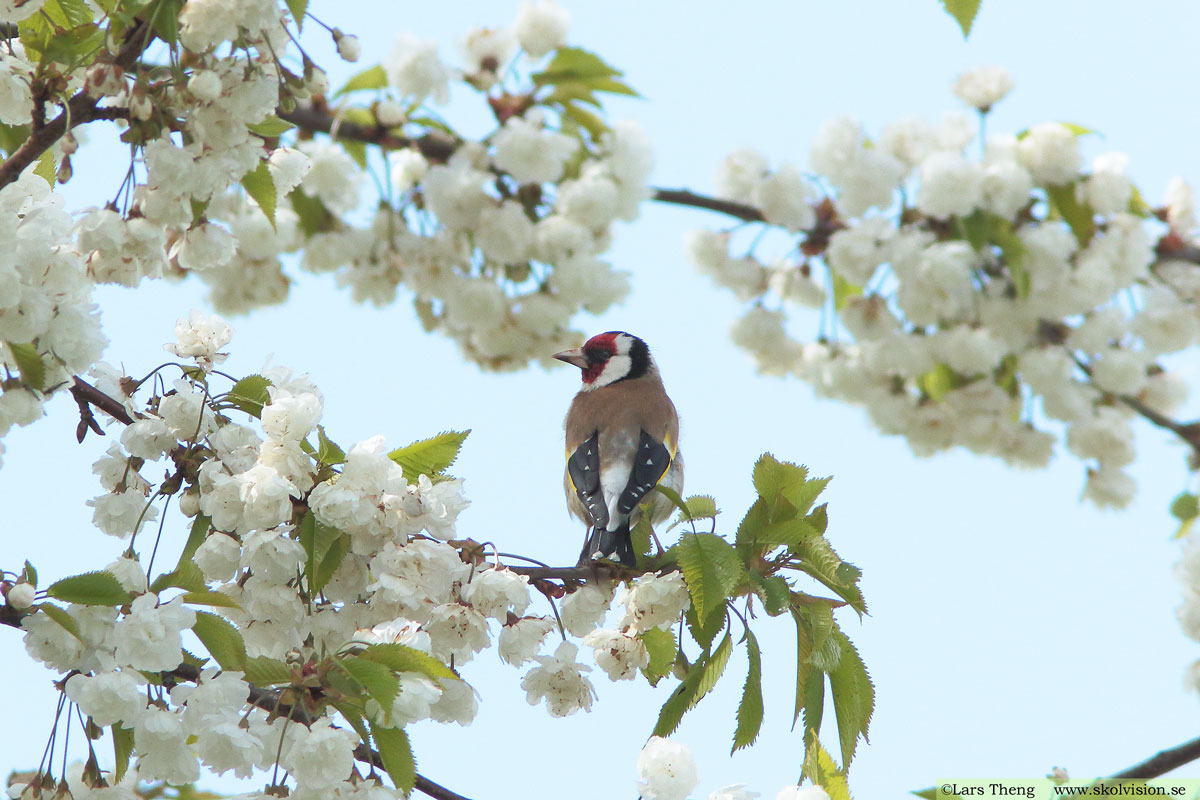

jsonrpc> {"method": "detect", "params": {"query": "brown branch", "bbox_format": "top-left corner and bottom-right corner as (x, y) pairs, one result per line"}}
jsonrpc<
(650, 187), (764, 222)
(0, 21), (148, 190)
(70, 376), (136, 429)
(279, 104), (457, 163)
(1110, 734), (1200, 779)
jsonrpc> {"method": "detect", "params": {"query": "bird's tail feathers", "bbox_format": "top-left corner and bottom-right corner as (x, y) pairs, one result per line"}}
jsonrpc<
(579, 523), (636, 567)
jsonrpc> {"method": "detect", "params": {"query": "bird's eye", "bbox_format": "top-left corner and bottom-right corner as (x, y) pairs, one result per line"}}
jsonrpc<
(586, 348), (611, 362)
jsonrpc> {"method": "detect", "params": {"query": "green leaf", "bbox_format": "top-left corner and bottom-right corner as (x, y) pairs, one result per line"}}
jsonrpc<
(917, 362), (959, 402)
(651, 629), (732, 737)
(803, 738), (851, 800)
(750, 571), (791, 616)
(308, 425), (344, 465)
(289, 187), (336, 237)
(753, 454), (807, 513)
(33, 150), (55, 186)
(988, 215), (1030, 298)
(240, 161), (277, 230)
(695, 629), (733, 702)
(227, 374), (272, 418)
(358, 643), (458, 684)
(831, 271), (861, 311)
(731, 629), (764, 752)
(176, 515), (211, 570)
(387, 430), (470, 482)
(47, 571), (131, 606)
(560, 102), (608, 141)
(668, 495), (719, 531)
(532, 46), (623, 85)
(150, 559), (206, 594)
(939, 0), (981, 38)
(335, 64), (388, 97)
(685, 602), (725, 651)
(242, 655), (293, 686)
(22, 560), (37, 588)
(674, 532), (744, 621)
(371, 724), (416, 795)
(828, 627), (874, 767)
(181, 590), (241, 609)
(790, 605), (814, 731)
(298, 513), (349, 596)
(1046, 183), (1095, 247)
(191, 611), (247, 671)
(1059, 122), (1098, 138)
(639, 627), (677, 686)
(333, 701), (372, 750)
(0, 123), (30, 157)
(1171, 492), (1199, 521)
(342, 139), (368, 169)
(654, 484), (689, 518)
(7, 341), (45, 391)
(734, 498), (770, 557)
(338, 655), (401, 711)
(112, 723), (134, 782)
(285, 0), (308, 28)
(148, 0), (183, 46)
(247, 116), (296, 137)
(36, 603), (81, 640)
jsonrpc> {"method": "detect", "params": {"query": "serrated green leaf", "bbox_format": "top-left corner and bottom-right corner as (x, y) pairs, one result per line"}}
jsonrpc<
(358, 643), (458, 684)
(7, 341), (45, 391)
(47, 571), (131, 606)
(793, 533), (866, 615)
(1171, 492), (1199, 522)
(298, 513), (349, 596)
(335, 64), (388, 97)
(22, 560), (37, 588)
(36, 603), (81, 640)
(734, 497), (770, 557)
(831, 271), (861, 311)
(338, 655), (401, 710)
(532, 46), (623, 85)
(939, 0), (981, 38)
(757, 518), (819, 550)
(731, 629), (763, 753)
(285, 0), (307, 28)
(652, 628), (731, 737)
(0, 123), (30, 157)
(342, 139), (368, 169)
(316, 425), (346, 464)
(675, 532), (744, 621)
(289, 187), (336, 237)
(668, 494), (719, 531)
(247, 116), (296, 137)
(227, 374), (272, 418)
(243, 655), (292, 686)
(750, 572), (791, 616)
(917, 362), (960, 403)
(150, 559), (206, 594)
(561, 102), (608, 141)
(176, 516), (211, 570)
(639, 627), (676, 686)
(803, 738), (851, 800)
(387, 430), (470, 483)
(685, 602), (725, 651)
(112, 723), (134, 782)
(1046, 183), (1095, 246)
(371, 723), (416, 795)
(791, 605), (813, 730)
(630, 511), (653, 562)
(333, 701), (372, 748)
(828, 627), (874, 767)
(586, 76), (638, 96)
(241, 161), (277, 230)
(148, 0), (182, 46)
(181, 590), (241, 609)
(191, 611), (247, 671)
(32, 150), (55, 186)
(544, 82), (601, 108)
(753, 454), (807, 509)
(780, 474), (830, 519)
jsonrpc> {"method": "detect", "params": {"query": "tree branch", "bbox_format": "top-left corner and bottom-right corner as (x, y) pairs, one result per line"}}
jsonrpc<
(650, 187), (763, 222)
(0, 21), (147, 189)
(1110, 734), (1200, 780)
(69, 375), (136, 432)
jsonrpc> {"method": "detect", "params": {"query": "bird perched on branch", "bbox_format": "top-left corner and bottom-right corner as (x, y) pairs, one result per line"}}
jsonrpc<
(555, 331), (682, 566)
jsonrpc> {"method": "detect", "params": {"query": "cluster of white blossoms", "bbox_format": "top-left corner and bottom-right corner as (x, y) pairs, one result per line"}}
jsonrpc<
(635, 736), (834, 800)
(7, 312), (717, 794)
(292, 0), (651, 371)
(691, 65), (1200, 508)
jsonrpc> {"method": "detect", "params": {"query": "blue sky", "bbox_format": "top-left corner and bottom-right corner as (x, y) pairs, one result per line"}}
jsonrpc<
(4, 1), (1200, 797)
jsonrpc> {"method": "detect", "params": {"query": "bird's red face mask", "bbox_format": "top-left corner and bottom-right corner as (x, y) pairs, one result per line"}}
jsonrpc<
(555, 332), (619, 386)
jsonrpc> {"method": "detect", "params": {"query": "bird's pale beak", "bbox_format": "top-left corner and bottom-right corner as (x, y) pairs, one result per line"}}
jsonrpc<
(554, 347), (589, 369)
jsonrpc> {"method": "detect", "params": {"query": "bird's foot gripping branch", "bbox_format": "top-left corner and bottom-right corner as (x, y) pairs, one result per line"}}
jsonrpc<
(2, 315), (871, 799)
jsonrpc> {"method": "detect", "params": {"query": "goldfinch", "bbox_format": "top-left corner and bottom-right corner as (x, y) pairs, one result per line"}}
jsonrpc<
(555, 331), (683, 566)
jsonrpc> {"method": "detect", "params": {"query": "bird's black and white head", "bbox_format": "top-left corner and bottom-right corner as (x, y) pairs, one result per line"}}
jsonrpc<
(554, 331), (655, 391)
